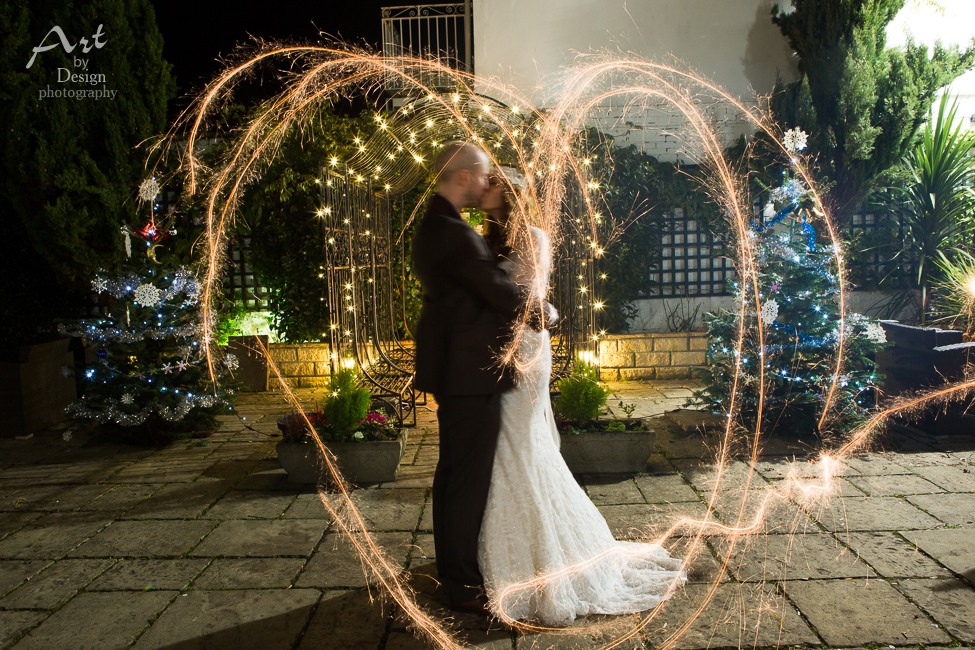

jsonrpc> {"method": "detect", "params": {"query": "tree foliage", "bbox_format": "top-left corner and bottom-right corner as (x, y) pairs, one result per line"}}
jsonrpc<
(583, 129), (720, 333)
(238, 105), (373, 343)
(770, 0), (975, 223)
(0, 0), (174, 347)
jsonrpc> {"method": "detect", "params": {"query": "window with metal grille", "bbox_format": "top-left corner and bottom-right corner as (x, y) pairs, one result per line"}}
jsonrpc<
(226, 237), (271, 310)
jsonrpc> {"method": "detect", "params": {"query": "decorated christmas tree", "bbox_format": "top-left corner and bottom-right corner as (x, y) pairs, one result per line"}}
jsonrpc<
(691, 130), (889, 441)
(60, 179), (236, 444)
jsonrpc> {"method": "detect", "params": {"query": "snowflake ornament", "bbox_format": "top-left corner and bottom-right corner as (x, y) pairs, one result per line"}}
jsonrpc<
(121, 393), (134, 405)
(162, 362), (173, 374)
(224, 354), (239, 371)
(133, 283), (162, 307)
(176, 360), (188, 372)
(92, 277), (108, 294)
(138, 178), (160, 202)
(783, 127), (808, 153)
(863, 322), (887, 344)
(760, 299), (779, 326)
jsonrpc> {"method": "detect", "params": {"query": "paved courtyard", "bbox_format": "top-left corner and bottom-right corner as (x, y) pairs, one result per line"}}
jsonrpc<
(0, 380), (973, 649)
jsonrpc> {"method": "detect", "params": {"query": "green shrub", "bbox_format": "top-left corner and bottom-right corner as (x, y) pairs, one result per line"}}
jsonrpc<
(322, 368), (371, 438)
(553, 362), (611, 427)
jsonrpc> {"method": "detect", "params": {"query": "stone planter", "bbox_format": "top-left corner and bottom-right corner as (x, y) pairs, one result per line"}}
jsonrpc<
(559, 419), (656, 474)
(275, 422), (409, 485)
(1, 338), (77, 437)
(227, 335), (269, 391)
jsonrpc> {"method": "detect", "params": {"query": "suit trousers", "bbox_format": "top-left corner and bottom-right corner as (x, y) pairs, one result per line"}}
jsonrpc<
(432, 392), (502, 603)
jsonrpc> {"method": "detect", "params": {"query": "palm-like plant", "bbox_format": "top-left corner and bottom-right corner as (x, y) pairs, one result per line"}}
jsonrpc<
(890, 95), (975, 325)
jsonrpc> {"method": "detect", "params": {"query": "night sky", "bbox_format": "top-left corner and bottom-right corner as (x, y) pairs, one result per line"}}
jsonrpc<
(152, 1), (390, 117)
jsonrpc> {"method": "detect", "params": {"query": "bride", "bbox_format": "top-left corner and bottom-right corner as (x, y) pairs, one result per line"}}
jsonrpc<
(476, 167), (686, 626)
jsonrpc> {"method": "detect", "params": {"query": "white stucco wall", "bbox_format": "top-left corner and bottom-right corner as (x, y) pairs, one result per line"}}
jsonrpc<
(886, 0), (975, 133)
(473, 0), (799, 160)
(626, 291), (910, 333)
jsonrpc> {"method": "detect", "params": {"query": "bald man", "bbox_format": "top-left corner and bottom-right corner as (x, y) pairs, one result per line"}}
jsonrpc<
(412, 142), (555, 615)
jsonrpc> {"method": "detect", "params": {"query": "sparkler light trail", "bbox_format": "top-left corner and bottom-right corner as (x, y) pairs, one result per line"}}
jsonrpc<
(149, 41), (972, 649)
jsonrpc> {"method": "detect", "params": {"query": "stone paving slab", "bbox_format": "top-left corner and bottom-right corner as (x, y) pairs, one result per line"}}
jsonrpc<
(784, 578), (953, 646)
(664, 536), (727, 584)
(0, 512), (119, 559)
(325, 488), (426, 531)
(844, 532), (951, 578)
(894, 578), (975, 643)
(583, 477), (645, 505)
(296, 532), (412, 589)
(14, 590), (176, 650)
(122, 482), (231, 519)
(643, 583), (819, 649)
(203, 490), (296, 519)
(191, 558), (305, 589)
(0, 512), (43, 541)
(709, 488), (816, 535)
(911, 464), (975, 492)
(81, 484), (162, 511)
(74, 520), (215, 558)
(0, 559), (49, 597)
(0, 611), (46, 648)
(673, 459), (768, 492)
(718, 532), (874, 582)
(297, 589), (387, 650)
(907, 492), (975, 526)
(190, 519), (325, 558)
(596, 502), (711, 540)
(88, 558), (210, 591)
(840, 454), (915, 475)
(847, 472), (945, 496)
(634, 474), (699, 503)
(515, 614), (645, 649)
(806, 496), (943, 533)
(902, 528), (975, 578)
(0, 558), (114, 609)
(132, 589), (320, 650)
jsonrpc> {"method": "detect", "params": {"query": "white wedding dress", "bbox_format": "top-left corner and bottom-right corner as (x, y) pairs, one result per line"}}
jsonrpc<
(477, 227), (686, 626)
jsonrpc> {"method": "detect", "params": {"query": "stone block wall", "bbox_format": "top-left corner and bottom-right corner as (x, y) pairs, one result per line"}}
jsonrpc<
(597, 332), (707, 381)
(267, 334), (706, 387)
(266, 343), (333, 388)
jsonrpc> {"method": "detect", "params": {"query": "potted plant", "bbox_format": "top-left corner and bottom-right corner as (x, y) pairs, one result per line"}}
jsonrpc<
(276, 368), (408, 484)
(553, 362), (655, 474)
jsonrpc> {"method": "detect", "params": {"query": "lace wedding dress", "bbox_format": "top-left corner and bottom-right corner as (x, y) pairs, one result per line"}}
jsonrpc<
(477, 227), (686, 626)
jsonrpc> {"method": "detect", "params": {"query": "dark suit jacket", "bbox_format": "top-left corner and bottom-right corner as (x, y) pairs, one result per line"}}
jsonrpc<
(412, 193), (526, 396)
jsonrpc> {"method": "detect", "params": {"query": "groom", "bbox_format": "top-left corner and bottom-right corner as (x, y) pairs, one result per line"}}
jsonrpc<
(412, 142), (554, 615)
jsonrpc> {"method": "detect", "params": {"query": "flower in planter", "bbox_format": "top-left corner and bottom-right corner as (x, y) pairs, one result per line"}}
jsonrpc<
(280, 369), (399, 444)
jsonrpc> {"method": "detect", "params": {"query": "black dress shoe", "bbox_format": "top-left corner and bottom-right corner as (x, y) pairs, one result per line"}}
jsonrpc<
(450, 594), (492, 617)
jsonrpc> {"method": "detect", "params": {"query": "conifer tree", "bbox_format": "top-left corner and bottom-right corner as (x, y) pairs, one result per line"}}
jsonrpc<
(60, 194), (235, 445)
(0, 0), (175, 346)
(693, 130), (889, 440)
(770, 0), (975, 223)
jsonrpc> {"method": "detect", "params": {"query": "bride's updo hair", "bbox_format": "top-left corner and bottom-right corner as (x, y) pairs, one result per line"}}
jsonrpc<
(483, 166), (525, 260)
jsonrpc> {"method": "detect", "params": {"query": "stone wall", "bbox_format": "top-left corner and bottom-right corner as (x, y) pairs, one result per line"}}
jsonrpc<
(266, 343), (333, 389)
(597, 332), (707, 381)
(268, 334), (707, 387)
